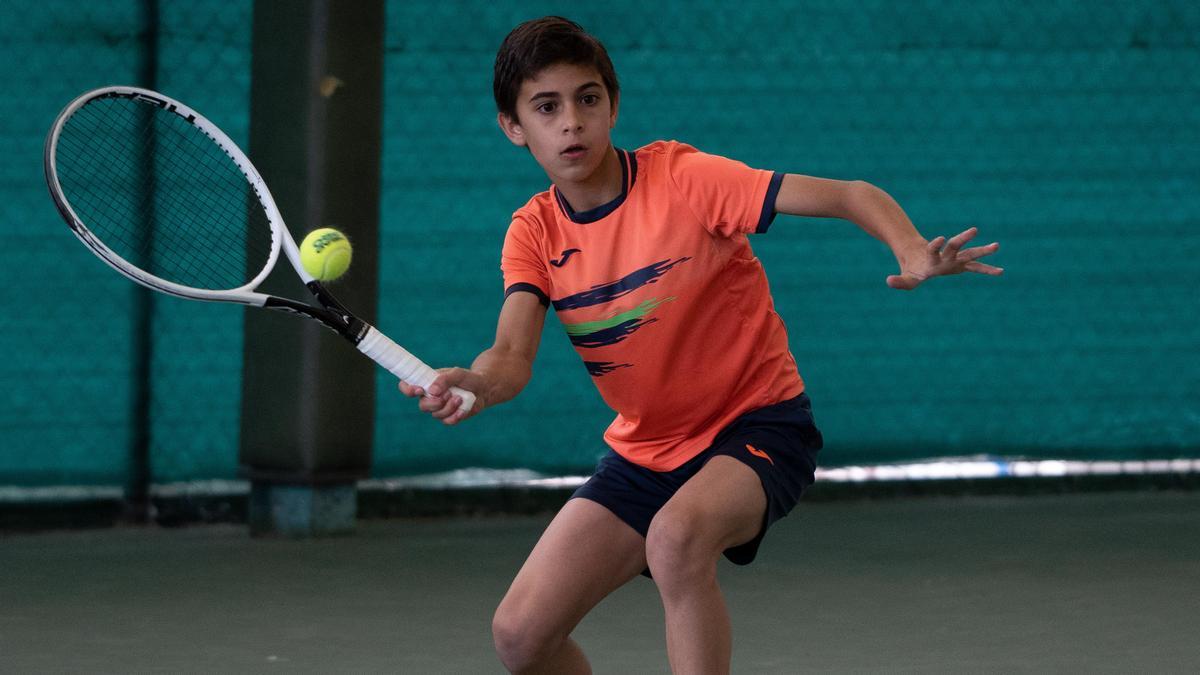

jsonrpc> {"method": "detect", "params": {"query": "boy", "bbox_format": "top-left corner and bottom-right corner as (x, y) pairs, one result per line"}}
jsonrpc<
(399, 16), (1002, 674)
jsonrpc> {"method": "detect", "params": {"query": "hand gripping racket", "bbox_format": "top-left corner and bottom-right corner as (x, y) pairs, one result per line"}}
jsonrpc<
(44, 85), (475, 412)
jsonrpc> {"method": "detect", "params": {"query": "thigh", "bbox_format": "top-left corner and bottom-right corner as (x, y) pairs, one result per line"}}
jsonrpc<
(654, 394), (822, 566)
(651, 455), (767, 555)
(497, 497), (648, 636)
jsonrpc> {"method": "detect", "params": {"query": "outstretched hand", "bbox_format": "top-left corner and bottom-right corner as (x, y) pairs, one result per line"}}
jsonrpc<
(886, 227), (1003, 291)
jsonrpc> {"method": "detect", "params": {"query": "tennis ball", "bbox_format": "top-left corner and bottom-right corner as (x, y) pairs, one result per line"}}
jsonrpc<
(300, 228), (352, 281)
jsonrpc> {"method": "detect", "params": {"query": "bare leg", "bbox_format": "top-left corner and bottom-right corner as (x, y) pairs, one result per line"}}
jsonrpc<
(493, 498), (647, 674)
(645, 456), (767, 675)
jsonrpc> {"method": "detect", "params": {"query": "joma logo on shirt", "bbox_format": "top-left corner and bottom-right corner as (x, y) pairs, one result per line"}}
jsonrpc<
(550, 248), (582, 267)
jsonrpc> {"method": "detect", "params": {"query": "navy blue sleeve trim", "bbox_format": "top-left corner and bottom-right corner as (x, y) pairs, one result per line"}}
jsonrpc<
(755, 172), (785, 234)
(505, 282), (550, 307)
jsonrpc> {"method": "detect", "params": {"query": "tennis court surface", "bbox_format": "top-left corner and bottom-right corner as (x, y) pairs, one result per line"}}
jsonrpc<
(3, 491), (1197, 673)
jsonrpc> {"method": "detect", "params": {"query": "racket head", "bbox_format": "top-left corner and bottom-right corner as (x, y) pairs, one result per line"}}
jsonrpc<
(45, 86), (296, 302)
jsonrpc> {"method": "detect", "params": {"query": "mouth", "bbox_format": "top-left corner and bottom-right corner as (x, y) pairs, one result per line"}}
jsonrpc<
(560, 144), (587, 159)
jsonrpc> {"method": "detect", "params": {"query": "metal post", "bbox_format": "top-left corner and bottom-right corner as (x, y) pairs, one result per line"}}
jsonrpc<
(241, 0), (385, 536)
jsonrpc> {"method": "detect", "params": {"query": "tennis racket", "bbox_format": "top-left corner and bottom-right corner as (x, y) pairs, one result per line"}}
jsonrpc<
(44, 85), (475, 412)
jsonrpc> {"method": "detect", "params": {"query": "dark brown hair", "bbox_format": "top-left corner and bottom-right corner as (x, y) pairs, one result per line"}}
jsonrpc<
(493, 16), (619, 121)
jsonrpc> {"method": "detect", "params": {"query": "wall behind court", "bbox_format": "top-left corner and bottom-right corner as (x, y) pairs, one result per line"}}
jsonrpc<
(0, 1), (252, 486)
(1, 1), (1196, 488)
(374, 0), (1200, 474)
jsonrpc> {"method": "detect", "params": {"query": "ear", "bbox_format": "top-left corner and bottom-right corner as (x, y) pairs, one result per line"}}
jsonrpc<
(497, 112), (527, 147)
(609, 93), (620, 129)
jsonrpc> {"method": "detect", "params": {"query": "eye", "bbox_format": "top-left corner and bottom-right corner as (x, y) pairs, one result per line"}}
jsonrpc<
(581, 94), (600, 106)
(536, 101), (557, 114)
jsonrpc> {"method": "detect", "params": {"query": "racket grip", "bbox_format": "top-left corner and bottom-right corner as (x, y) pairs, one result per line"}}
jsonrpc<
(357, 326), (476, 413)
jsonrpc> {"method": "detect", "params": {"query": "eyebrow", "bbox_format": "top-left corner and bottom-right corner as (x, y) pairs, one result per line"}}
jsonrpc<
(528, 81), (603, 103)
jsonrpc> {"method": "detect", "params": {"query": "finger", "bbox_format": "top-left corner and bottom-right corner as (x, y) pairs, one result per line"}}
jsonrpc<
(418, 393), (447, 413)
(957, 242), (1000, 262)
(397, 381), (424, 398)
(425, 369), (466, 399)
(430, 395), (463, 421)
(443, 403), (473, 426)
(886, 273), (921, 290)
(964, 261), (1004, 275)
(426, 378), (447, 398)
(927, 236), (946, 256)
(445, 407), (472, 425)
(943, 227), (978, 255)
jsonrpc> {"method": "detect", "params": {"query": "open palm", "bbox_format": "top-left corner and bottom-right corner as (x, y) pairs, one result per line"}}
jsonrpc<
(887, 227), (1003, 290)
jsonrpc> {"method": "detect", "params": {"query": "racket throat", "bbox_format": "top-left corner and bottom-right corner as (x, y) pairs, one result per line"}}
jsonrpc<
(308, 281), (370, 342)
(263, 294), (367, 342)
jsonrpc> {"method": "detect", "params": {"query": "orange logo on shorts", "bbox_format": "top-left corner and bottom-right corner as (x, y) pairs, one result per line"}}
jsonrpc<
(745, 444), (774, 466)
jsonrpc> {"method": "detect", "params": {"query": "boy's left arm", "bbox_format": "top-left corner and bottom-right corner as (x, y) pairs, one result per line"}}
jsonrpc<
(773, 174), (1002, 290)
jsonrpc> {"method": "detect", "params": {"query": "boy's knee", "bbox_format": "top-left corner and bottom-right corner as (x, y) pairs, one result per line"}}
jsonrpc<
(645, 511), (718, 592)
(491, 602), (557, 673)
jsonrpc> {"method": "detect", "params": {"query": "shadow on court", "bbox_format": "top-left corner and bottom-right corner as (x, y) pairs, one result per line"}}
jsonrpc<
(2, 491), (1198, 673)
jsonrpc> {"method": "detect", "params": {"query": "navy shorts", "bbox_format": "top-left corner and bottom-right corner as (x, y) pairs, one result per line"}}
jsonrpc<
(572, 393), (823, 571)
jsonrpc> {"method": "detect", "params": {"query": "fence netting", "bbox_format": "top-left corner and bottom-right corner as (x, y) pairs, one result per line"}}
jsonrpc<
(1, 1), (1196, 488)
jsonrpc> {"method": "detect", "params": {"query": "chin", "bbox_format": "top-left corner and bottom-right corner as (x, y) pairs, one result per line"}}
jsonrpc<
(559, 156), (605, 183)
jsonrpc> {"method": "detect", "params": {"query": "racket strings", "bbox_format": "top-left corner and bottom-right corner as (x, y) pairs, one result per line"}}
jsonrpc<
(56, 127), (223, 281)
(58, 103), (269, 289)
(69, 99), (273, 280)
(67, 100), (273, 287)
(54, 96), (275, 291)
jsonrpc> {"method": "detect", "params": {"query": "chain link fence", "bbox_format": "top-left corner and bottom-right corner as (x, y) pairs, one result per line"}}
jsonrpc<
(0, 1), (251, 487)
(1, 1), (1197, 490)
(375, 0), (1200, 474)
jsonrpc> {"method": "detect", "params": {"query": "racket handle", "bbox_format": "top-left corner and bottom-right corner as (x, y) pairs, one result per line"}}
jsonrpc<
(357, 326), (476, 413)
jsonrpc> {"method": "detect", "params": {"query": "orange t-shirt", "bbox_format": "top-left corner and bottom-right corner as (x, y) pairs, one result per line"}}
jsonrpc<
(501, 140), (804, 471)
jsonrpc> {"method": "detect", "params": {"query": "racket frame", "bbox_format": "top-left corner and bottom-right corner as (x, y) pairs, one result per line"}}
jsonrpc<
(44, 85), (475, 410)
(45, 86), (296, 306)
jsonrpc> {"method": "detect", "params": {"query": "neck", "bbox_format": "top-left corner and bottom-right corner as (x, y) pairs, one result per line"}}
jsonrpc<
(554, 145), (622, 213)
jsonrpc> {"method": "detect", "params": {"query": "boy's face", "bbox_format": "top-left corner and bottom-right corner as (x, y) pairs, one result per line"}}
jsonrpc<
(497, 63), (619, 185)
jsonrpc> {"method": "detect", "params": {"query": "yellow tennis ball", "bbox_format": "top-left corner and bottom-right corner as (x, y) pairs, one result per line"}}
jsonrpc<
(300, 228), (352, 281)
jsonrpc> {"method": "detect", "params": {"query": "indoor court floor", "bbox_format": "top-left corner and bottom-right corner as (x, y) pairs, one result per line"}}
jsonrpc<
(2, 490), (1198, 673)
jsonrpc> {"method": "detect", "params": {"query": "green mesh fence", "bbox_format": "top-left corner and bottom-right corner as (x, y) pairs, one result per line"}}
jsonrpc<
(1, 4), (138, 486)
(1, 1), (1197, 489)
(144, 2), (253, 483)
(0, 1), (251, 487)
(374, 0), (1200, 474)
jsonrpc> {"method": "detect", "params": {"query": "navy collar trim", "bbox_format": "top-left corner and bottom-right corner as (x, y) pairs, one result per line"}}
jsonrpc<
(553, 148), (637, 224)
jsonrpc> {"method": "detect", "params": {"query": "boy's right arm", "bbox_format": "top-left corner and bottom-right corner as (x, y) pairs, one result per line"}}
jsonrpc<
(397, 291), (547, 425)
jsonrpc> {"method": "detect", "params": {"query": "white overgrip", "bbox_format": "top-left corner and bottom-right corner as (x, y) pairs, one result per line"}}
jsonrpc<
(357, 326), (476, 413)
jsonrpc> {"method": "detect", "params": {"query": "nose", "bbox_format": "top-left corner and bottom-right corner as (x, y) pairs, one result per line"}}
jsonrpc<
(561, 103), (583, 134)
